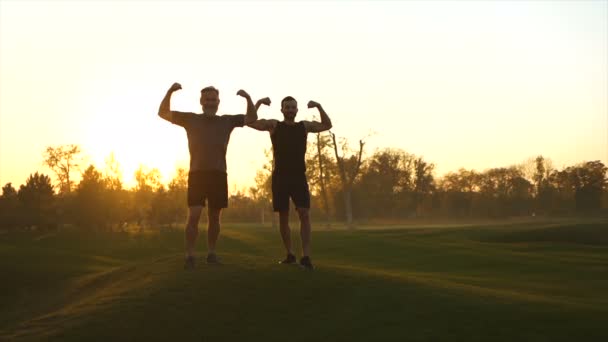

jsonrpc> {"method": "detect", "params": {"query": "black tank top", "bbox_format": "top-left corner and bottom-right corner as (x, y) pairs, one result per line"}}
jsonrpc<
(271, 121), (307, 174)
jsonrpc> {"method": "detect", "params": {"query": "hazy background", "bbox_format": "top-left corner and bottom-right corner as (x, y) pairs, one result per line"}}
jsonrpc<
(1, 0), (606, 191)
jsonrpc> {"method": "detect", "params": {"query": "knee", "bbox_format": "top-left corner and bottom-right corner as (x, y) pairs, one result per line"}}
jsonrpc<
(297, 209), (310, 222)
(279, 211), (289, 220)
(187, 215), (200, 227)
(187, 206), (203, 226)
(185, 225), (198, 240)
(207, 208), (221, 224)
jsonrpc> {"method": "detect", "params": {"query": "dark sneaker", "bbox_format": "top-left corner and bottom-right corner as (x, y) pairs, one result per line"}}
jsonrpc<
(184, 256), (196, 270)
(299, 256), (314, 270)
(206, 253), (222, 265)
(279, 253), (297, 265)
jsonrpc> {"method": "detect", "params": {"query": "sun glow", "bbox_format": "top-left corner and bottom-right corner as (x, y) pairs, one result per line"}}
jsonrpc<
(0, 1), (606, 191)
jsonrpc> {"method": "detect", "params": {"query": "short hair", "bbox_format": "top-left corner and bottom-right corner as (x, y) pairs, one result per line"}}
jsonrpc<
(281, 96), (297, 108)
(201, 86), (219, 96)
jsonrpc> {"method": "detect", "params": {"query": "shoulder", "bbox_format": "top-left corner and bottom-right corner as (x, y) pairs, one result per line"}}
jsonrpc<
(222, 114), (244, 119)
(221, 114), (245, 121)
(222, 114), (245, 128)
(300, 120), (313, 132)
(267, 120), (282, 135)
(169, 111), (199, 126)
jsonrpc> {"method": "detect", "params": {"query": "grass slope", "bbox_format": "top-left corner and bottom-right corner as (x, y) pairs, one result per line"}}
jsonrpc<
(1, 218), (607, 341)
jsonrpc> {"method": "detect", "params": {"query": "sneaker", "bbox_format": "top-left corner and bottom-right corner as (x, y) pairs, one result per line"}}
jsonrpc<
(206, 253), (222, 265)
(279, 253), (296, 265)
(184, 256), (196, 270)
(299, 256), (314, 270)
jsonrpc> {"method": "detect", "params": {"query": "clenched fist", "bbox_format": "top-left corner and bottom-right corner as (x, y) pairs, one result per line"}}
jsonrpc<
(257, 97), (271, 106)
(307, 100), (321, 109)
(236, 89), (251, 98)
(169, 82), (182, 92)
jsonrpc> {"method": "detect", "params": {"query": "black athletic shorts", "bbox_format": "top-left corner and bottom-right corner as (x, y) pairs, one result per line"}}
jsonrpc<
(187, 170), (228, 208)
(272, 172), (310, 212)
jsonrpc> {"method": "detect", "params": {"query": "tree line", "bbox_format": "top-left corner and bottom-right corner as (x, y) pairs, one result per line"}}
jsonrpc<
(1, 138), (606, 231)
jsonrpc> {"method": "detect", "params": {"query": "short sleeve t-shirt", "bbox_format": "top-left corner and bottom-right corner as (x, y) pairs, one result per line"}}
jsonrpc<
(170, 113), (245, 173)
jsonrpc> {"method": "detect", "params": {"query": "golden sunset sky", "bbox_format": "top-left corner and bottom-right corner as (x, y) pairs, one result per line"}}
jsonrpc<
(1, 0), (606, 192)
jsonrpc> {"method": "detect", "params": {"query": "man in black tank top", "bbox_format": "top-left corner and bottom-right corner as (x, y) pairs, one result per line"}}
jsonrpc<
(249, 96), (332, 270)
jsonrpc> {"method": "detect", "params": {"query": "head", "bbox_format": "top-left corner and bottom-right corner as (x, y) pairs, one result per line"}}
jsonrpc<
(200, 86), (220, 115)
(280, 96), (298, 121)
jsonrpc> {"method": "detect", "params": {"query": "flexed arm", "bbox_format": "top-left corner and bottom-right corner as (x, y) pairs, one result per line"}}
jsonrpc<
(237, 89), (257, 125)
(248, 97), (278, 132)
(303, 100), (333, 133)
(255, 97), (271, 111)
(158, 82), (182, 122)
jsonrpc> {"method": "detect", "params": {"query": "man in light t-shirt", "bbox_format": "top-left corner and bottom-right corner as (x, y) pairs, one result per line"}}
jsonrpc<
(158, 82), (257, 269)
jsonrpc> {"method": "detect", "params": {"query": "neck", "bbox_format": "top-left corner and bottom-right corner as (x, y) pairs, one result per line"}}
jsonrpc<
(283, 118), (296, 124)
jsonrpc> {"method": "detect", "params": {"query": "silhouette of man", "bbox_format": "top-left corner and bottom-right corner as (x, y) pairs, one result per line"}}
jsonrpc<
(158, 82), (256, 269)
(249, 96), (332, 270)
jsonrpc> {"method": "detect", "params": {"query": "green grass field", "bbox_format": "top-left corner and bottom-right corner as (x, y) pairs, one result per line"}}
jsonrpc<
(1, 218), (607, 341)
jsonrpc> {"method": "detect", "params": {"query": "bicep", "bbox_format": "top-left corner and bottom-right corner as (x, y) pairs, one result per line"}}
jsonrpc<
(303, 120), (329, 133)
(247, 119), (276, 131)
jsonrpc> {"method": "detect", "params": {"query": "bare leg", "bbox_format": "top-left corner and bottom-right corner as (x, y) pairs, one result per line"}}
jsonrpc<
(207, 207), (222, 254)
(278, 211), (293, 255)
(297, 208), (311, 257)
(185, 206), (203, 257)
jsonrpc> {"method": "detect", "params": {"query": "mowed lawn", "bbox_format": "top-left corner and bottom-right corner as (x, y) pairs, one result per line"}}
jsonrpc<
(1, 218), (607, 341)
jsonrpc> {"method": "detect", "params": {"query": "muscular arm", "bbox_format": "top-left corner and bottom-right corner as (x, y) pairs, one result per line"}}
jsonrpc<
(236, 89), (257, 125)
(303, 101), (333, 133)
(158, 82), (182, 122)
(255, 97), (271, 111)
(248, 119), (278, 132)
(247, 97), (277, 132)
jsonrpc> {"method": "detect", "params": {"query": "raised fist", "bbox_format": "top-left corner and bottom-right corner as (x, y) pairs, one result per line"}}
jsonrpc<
(258, 97), (271, 106)
(169, 82), (182, 92)
(307, 100), (320, 109)
(236, 89), (250, 98)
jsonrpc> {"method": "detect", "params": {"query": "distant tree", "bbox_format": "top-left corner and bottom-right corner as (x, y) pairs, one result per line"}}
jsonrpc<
(149, 186), (174, 228)
(412, 157), (436, 217)
(476, 167), (533, 217)
(2, 183), (17, 197)
(437, 169), (480, 217)
(543, 161), (607, 214)
(135, 165), (162, 193)
(509, 175), (534, 216)
(168, 167), (188, 191)
(439, 169), (479, 193)
(78, 165), (105, 190)
(225, 190), (259, 222)
(104, 152), (123, 191)
(43, 144), (82, 194)
(532, 156), (555, 214)
(573, 161), (607, 212)
(357, 148), (414, 218)
(0, 183), (20, 229)
(102, 153), (129, 229)
(330, 132), (365, 227)
(75, 165), (109, 229)
(18, 172), (55, 230)
(133, 165), (162, 228)
(249, 150), (274, 226)
(306, 133), (335, 226)
(533, 156), (546, 195)
(155, 167), (189, 229)
(548, 168), (577, 214)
